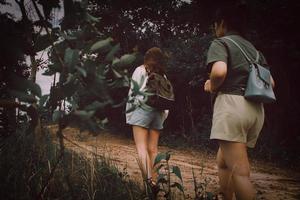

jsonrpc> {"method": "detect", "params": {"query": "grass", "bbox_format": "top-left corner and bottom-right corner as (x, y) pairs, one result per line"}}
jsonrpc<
(0, 126), (143, 200)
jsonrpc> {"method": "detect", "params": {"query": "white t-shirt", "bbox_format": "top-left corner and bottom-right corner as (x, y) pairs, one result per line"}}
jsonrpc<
(125, 65), (168, 123)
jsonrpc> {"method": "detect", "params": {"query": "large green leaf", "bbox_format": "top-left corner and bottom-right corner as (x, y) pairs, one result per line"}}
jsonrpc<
(112, 53), (136, 69)
(90, 37), (113, 53)
(75, 66), (87, 77)
(64, 48), (80, 71)
(111, 67), (123, 78)
(85, 12), (100, 23)
(52, 110), (63, 122)
(154, 151), (171, 166)
(105, 43), (120, 62)
(84, 101), (108, 111)
(34, 34), (58, 52)
(172, 166), (182, 181)
(74, 110), (95, 120)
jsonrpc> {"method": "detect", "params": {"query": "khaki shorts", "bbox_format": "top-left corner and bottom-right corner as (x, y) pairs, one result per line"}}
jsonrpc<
(211, 93), (264, 148)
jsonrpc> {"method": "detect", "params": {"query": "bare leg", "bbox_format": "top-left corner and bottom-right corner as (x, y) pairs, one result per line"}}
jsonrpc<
(217, 147), (234, 200)
(132, 125), (152, 179)
(219, 141), (256, 200)
(148, 129), (160, 180)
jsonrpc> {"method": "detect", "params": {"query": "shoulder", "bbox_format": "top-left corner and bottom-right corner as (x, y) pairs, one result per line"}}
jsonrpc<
(133, 65), (146, 74)
(131, 65), (147, 81)
(206, 38), (228, 66)
(208, 38), (227, 54)
(209, 38), (225, 49)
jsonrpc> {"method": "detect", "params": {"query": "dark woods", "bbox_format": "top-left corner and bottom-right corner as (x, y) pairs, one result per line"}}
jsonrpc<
(91, 0), (300, 165)
(1, 0), (300, 166)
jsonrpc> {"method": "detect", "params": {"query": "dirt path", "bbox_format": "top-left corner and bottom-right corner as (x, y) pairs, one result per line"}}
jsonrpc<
(50, 126), (300, 200)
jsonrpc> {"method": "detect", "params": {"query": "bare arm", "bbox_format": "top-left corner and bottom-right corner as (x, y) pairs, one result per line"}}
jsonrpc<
(204, 61), (227, 93)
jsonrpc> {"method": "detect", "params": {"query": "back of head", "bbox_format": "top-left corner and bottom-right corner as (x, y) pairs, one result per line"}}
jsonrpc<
(215, 1), (248, 35)
(144, 47), (167, 74)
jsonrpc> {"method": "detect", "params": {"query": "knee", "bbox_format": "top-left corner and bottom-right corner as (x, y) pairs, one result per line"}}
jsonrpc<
(147, 145), (158, 155)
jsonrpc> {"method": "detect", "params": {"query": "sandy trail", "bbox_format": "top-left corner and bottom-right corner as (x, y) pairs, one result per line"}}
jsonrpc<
(49, 126), (300, 200)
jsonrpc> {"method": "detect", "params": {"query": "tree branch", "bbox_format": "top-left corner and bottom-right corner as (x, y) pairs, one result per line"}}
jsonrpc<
(15, 0), (29, 21)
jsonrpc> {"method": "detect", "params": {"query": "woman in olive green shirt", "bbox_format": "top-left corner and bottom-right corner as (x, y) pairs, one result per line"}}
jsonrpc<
(204, 5), (274, 200)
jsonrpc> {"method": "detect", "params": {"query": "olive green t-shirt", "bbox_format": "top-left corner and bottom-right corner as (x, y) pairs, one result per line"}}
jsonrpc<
(206, 33), (268, 95)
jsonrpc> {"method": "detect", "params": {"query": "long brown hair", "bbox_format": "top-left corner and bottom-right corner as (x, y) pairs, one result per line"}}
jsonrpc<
(144, 47), (167, 75)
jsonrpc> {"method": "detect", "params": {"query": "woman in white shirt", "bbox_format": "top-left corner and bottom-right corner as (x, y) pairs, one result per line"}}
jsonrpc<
(126, 47), (169, 188)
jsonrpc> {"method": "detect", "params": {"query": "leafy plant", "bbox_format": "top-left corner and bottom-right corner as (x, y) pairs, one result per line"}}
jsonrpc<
(191, 165), (215, 200)
(1, 1), (139, 199)
(154, 151), (185, 200)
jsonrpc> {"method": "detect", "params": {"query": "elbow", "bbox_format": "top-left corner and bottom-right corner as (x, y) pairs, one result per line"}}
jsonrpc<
(213, 70), (227, 79)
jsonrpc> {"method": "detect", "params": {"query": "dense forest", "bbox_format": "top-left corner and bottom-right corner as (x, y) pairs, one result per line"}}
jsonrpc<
(0, 0), (299, 199)
(83, 0), (300, 164)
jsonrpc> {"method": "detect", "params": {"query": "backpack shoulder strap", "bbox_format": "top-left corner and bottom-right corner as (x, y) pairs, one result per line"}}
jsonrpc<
(255, 50), (260, 63)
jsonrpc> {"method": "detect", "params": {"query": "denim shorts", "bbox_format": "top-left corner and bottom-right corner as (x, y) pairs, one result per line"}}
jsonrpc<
(126, 107), (166, 130)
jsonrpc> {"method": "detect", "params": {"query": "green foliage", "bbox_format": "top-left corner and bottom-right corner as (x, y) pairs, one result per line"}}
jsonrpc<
(90, 37), (113, 53)
(154, 152), (185, 199)
(105, 43), (121, 62)
(171, 182), (184, 193)
(34, 33), (59, 52)
(172, 166), (182, 181)
(52, 110), (63, 122)
(64, 47), (80, 71)
(1, 2), (141, 198)
(9, 90), (37, 103)
(84, 12), (100, 23)
(192, 166), (215, 200)
(154, 151), (171, 166)
(112, 53), (137, 69)
(2, 0), (300, 199)
(41, 1), (138, 133)
(9, 74), (42, 98)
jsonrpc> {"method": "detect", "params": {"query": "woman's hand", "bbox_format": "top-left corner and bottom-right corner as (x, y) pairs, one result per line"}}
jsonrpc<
(204, 80), (212, 93)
